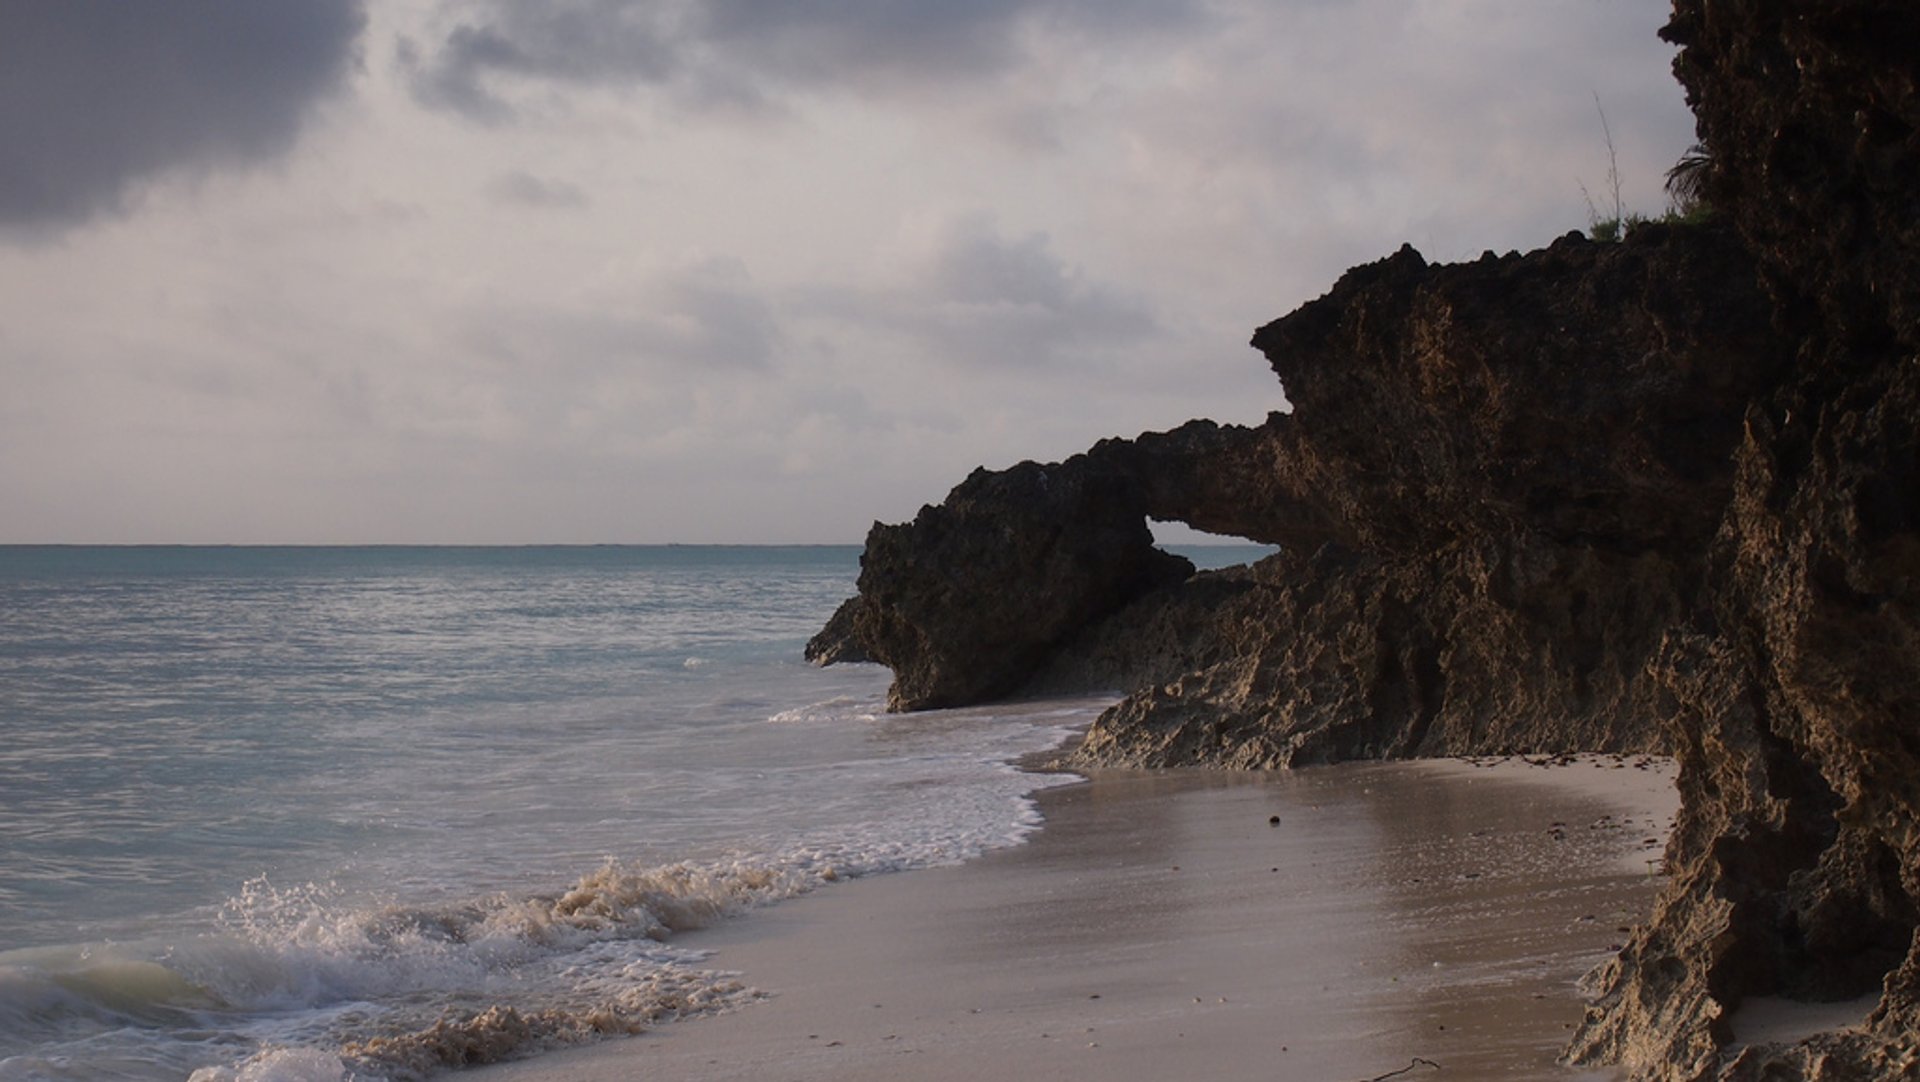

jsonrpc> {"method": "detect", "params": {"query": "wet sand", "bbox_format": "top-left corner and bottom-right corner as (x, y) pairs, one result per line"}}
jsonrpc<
(475, 756), (1676, 1082)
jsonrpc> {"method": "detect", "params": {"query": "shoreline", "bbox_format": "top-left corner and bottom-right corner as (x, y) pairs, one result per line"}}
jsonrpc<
(471, 754), (1676, 1081)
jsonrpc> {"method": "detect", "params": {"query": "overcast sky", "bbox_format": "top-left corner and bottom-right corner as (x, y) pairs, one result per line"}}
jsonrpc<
(1, 0), (1694, 544)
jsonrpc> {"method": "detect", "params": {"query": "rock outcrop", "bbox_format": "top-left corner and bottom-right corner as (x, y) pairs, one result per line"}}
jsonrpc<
(809, 1), (1920, 1077)
(1566, 3), (1920, 1079)
(812, 223), (1786, 762)
(805, 453), (1193, 710)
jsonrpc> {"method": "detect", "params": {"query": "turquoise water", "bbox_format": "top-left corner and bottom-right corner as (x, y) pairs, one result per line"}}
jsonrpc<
(0, 544), (1266, 1080)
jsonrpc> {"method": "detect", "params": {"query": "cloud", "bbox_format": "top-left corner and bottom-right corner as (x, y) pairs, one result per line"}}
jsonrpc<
(0, 0), (1696, 543)
(807, 214), (1161, 371)
(488, 169), (589, 209)
(401, 0), (1204, 121)
(399, 4), (681, 123)
(693, 0), (1034, 87)
(920, 215), (1160, 356)
(468, 257), (784, 384)
(0, 1), (367, 233)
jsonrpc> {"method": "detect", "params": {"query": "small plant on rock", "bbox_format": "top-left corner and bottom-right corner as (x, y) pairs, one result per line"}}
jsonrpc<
(1663, 143), (1715, 224)
(1581, 97), (1644, 242)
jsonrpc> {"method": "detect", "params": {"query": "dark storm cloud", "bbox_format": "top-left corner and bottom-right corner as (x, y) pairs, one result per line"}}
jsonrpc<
(399, 3), (681, 123)
(404, 0), (1203, 121)
(0, 1), (367, 231)
(701, 0), (1199, 78)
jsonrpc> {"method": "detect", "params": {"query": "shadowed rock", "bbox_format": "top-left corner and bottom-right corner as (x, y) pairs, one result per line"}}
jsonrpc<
(1566, 3), (1920, 1078)
(805, 455), (1192, 711)
(816, 221), (1782, 766)
(810, 2), (1920, 1075)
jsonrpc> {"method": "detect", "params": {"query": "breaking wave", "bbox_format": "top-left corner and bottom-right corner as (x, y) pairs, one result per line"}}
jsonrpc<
(1, 854), (805, 1080)
(767, 696), (880, 724)
(0, 549), (1102, 1082)
(0, 764), (1085, 1082)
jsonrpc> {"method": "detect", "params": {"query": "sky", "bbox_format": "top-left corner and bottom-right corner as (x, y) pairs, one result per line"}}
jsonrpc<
(0, 0), (1696, 544)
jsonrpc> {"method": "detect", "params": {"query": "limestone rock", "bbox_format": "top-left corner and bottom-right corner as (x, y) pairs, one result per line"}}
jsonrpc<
(804, 455), (1191, 711)
(1567, 3), (1920, 1078)
(809, 2), (1920, 1077)
(817, 220), (1779, 766)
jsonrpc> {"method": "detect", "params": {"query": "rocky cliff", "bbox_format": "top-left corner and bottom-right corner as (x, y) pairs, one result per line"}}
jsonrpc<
(808, 2), (1920, 1077)
(814, 223), (1785, 762)
(1565, 3), (1920, 1079)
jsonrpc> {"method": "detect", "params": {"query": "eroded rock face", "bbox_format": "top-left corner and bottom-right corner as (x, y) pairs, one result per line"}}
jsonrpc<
(1567, 3), (1920, 1078)
(1253, 230), (1781, 554)
(815, 221), (1780, 761)
(1060, 226), (1781, 772)
(1070, 535), (1692, 767)
(804, 455), (1192, 711)
(804, 415), (1352, 710)
(810, 2), (1920, 1076)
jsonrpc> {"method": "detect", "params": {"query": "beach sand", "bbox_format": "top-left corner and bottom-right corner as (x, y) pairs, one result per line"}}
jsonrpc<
(474, 755), (1677, 1082)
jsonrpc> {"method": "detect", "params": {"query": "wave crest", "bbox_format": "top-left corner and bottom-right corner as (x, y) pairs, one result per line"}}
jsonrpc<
(339, 967), (756, 1080)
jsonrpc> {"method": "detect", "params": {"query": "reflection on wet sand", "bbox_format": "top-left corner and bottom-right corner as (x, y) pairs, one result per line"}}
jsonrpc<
(470, 759), (1675, 1082)
(1350, 760), (1672, 1078)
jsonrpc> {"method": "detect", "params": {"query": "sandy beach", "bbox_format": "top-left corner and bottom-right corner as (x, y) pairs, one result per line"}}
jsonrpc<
(474, 755), (1677, 1082)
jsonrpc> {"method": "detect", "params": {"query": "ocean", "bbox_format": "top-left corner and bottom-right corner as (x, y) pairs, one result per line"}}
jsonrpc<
(0, 544), (1261, 1081)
